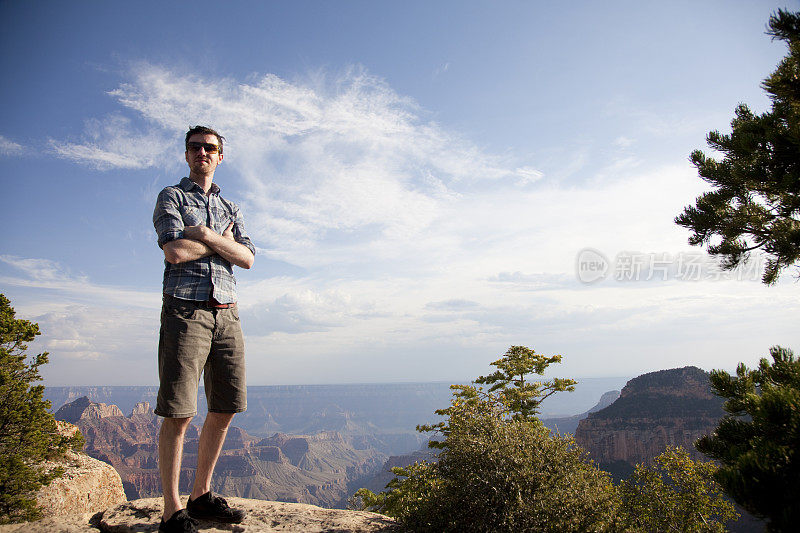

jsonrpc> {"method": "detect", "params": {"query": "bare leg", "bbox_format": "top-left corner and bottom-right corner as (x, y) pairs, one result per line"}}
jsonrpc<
(159, 416), (193, 520)
(190, 412), (235, 500)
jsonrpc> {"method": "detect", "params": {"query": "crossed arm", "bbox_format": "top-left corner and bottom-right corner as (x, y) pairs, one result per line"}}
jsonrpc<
(163, 222), (254, 269)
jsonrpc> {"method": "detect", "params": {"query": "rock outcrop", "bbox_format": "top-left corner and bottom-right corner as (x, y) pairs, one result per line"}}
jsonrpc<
(55, 398), (180, 500)
(129, 401), (155, 418)
(0, 498), (399, 532)
(55, 396), (125, 422)
(574, 366), (724, 478)
(35, 449), (127, 519)
(30, 422), (126, 520)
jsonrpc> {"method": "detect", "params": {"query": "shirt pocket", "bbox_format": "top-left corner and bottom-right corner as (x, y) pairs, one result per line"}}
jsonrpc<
(180, 205), (204, 226)
(209, 204), (234, 233)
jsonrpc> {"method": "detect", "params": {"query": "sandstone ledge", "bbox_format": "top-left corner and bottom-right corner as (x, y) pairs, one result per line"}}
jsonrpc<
(0, 497), (400, 532)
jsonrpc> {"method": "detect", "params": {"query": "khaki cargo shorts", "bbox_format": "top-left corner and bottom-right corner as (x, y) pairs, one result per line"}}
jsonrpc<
(155, 294), (247, 418)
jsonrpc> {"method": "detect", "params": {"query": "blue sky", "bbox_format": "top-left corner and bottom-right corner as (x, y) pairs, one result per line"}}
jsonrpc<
(1, 0), (798, 386)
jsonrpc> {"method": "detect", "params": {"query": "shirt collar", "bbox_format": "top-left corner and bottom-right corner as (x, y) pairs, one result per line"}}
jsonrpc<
(179, 177), (221, 195)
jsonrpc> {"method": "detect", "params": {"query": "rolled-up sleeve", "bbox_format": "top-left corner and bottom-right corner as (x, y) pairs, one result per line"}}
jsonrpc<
(153, 188), (184, 249)
(231, 204), (256, 256)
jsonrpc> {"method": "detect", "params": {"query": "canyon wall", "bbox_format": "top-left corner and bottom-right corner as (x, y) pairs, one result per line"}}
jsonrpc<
(574, 366), (725, 478)
(55, 397), (387, 508)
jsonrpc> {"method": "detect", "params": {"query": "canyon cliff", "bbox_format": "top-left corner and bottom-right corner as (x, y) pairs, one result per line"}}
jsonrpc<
(574, 366), (725, 478)
(54, 397), (387, 508)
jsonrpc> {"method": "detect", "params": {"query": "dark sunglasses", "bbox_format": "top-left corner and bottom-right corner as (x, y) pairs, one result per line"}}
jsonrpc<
(186, 142), (220, 154)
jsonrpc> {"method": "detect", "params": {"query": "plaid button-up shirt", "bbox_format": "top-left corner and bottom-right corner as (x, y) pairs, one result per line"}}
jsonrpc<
(153, 177), (256, 304)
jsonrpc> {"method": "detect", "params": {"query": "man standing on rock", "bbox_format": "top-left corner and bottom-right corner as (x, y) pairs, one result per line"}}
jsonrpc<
(152, 126), (255, 533)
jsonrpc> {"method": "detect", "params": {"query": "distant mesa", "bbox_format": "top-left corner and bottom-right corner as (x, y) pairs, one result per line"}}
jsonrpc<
(592, 390), (623, 412)
(541, 389), (621, 435)
(54, 396), (124, 423)
(574, 366), (725, 479)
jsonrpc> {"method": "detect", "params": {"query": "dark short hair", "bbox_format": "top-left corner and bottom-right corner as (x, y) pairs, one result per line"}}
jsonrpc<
(185, 125), (225, 154)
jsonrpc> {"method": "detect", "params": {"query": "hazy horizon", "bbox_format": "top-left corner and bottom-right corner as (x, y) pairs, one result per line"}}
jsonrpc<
(44, 375), (632, 420)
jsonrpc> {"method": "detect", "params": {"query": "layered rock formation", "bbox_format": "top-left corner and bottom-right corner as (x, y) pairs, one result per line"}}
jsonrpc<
(55, 396), (124, 421)
(356, 448), (438, 497)
(203, 431), (387, 507)
(574, 366), (725, 478)
(130, 401), (152, 417)
(54, 397), (388, 508)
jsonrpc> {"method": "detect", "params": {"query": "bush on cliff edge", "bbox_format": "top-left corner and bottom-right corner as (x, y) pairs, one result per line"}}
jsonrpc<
(356, 346), (740, 532)
(617, 446), (738, 532)
(356, 346), (617, 532)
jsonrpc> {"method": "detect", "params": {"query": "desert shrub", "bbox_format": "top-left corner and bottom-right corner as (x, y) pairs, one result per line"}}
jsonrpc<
(355, 460), (441, 525)
(617, 446), (738, 532)
(356, 346), (618, 532)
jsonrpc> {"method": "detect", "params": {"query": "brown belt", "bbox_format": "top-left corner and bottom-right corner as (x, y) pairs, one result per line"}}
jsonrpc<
(208, 298), (234, 309)
(164, 294), (235, 309)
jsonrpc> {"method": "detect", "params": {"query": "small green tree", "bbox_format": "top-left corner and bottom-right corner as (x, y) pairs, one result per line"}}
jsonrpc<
(617, 446), (739, 532)
(695, 346), (800, 532)
(419, 345), (577, 439)
(675, 10), (800, 284)
(0, 294), (83, 524)
(356, 346), (618, 532)
(355, 460), (441, 524)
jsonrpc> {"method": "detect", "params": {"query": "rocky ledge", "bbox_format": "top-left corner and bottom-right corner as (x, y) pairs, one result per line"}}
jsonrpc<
(0, 497), (400, 532)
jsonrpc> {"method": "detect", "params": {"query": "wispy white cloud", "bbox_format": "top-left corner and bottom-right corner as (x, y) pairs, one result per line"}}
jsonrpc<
(1, 255), (160, 377)
(52, 63), (541, 256)
(0, 135), (24, 156)
(49, 115), (176, 171)
(613, 136), (634, 148)
(30, 304), (156, 362)
(0, 256), (79, 282)
(0, 255), (160, 309)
